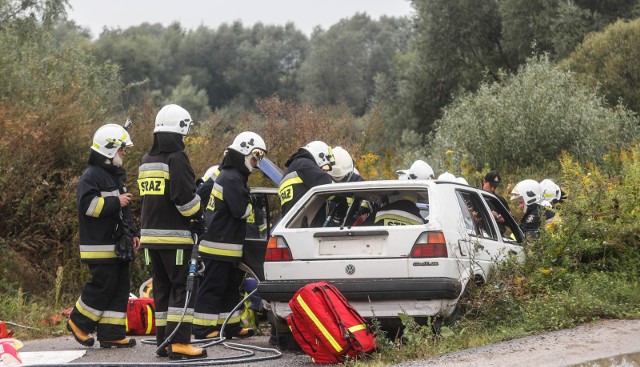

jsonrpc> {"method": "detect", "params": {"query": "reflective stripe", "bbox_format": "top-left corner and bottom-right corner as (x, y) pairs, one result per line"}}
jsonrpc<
(176, 195), (201, 217)
(375, 210), (423, 225)
(278, 172), (302, 205)
(86, 197), (105, 217)
(348, 324), (366, 333)
(85, 190), (118, 218)
(296, 294), (343, 353)
(98, 311), (127, 325)
(167, 307), (193, 323)
(76, 297), (102, 322)
(156, 312), (167, 327)
(79, 245), (116, 260)
(193, 310), (242, 327)
(212, 183), (223, 201)
(199, 240), (243, 258)
(138, 163), (170, 178)
(176, 249), (183, 265)
(140, 229), (194, 245)
(193, 312), (219, 327)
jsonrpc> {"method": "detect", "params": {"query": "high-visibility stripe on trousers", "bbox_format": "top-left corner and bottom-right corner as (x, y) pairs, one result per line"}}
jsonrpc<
(193, 259), (244, 339)
(148, 248), (194, 345)
(70, 262), (129, 340)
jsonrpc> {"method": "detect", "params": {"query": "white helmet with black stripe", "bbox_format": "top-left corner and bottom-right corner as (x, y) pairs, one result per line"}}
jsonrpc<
(91, 124), (130, 159)
(154, 104), (193, 136)
(302, 141), (335, 170)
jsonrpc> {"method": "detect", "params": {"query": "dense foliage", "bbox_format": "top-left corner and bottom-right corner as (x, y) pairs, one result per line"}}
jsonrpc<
(2, 1), (640, 359)
(423, 55), (638, 171)
(560, 18), (640, 114)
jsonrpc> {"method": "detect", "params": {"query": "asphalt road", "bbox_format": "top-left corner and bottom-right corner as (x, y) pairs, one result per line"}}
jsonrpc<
(20, 335), (316, 367)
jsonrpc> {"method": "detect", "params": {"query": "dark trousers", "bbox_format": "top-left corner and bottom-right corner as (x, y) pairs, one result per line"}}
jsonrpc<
(148, 248), (194, 345)
(193, 259), (243, 339)
(70, 261), (129, 341)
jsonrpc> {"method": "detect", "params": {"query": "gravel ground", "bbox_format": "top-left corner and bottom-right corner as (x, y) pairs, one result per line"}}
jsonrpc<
(393, 319), (640, 367)
(16, 319), (640, 366)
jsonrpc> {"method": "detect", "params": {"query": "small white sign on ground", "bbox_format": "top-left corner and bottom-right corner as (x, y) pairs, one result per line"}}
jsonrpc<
(17, 350), (86, 366)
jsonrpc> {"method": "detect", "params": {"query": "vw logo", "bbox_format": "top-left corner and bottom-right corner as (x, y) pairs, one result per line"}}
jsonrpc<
(345, 264), (356, 275)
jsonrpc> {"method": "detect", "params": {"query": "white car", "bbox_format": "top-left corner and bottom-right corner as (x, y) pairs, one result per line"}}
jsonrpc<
(257, 179), (524, 338)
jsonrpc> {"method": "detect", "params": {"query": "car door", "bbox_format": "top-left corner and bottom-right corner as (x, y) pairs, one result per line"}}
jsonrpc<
(454, 189), (518, 282)
(242, 188), (280, 281)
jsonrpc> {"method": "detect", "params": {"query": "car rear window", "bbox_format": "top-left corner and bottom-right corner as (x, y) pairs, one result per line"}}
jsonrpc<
(285, 189), (429, 229)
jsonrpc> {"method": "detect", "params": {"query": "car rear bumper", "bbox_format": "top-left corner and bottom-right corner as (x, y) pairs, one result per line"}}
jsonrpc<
(257, 277), (462, 302)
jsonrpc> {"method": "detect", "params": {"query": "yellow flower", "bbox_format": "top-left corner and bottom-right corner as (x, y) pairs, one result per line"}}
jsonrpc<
(445, 150), (454, 156)
(539, 268), (552, 275)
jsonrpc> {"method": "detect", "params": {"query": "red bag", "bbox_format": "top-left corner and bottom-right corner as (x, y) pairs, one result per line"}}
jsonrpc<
(286, 282), (376, 363)
(126, 297), (156, 335)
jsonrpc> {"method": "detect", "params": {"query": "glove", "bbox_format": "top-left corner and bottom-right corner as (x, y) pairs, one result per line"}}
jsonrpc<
(189, 202), (206, 237)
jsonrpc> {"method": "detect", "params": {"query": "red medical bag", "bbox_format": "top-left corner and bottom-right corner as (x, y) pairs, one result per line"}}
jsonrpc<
(286, 281), (376, 363)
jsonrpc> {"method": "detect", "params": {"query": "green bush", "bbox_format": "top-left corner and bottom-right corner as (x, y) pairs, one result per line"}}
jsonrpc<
(560, 19), (640, 114)
(0, 13), (122, 294)
(422, 55), (638, 171)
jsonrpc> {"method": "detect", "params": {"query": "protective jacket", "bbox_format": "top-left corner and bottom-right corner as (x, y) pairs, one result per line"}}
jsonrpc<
(279, 150), (333, 215)
(138, 133), (202, 249)
(520, 204), (541, 238)
(374, 200), (425, 226)
(199, 150), (252, 262)
(77, 152), (137, 263)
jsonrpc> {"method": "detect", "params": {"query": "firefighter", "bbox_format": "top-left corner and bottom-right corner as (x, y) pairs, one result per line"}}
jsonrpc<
(279, 141), (334, 216)
(68, 124), (139, 349)
(396, 160), (435, 180)
(193, 131), (267, 339)
(326, 146), (370, 226)
(373, 192), (425, 226)
(510, 179), (543, 238)
(138, 104), (206, 359)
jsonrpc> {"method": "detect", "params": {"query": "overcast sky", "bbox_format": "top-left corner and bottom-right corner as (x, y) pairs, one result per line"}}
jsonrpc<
(66, 0), (415, 38)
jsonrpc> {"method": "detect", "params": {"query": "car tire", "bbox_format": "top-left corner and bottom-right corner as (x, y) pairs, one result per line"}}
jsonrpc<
(267, 311), (302, 351)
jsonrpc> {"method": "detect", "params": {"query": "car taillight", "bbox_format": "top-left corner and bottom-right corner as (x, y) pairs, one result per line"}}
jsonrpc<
(410, 231), (448, 258)
(265, 236), (293, 261)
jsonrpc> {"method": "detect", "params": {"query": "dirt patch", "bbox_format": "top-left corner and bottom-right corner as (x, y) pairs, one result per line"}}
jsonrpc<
(394, 319), (640, 367)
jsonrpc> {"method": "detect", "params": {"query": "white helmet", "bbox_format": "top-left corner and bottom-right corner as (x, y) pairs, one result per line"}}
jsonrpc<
(456, 176), (469, 185)
(397, 160), (434, 180)
(228, 131), (267, 173)
(540, 179), (561, 202)
(329, 146), (354, 182)
(91, 124), (130, 159)
(154, 104), (193, 136)
(302, 141), (335, 169)
(437, 171), (456, 181)
(511, 179), (543, 207)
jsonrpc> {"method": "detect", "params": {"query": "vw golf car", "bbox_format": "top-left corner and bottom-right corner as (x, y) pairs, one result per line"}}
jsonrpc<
(257, 179), (524, 338)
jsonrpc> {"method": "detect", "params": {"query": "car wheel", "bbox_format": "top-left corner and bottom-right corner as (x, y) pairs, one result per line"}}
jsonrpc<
(448, 276), (481, 324)
(267, 311), (302, 351)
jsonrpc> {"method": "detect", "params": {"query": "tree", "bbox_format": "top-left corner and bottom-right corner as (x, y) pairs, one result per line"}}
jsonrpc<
(223, 22), (308, 107)
(299, 13), (410, 116)
(375, 0), (508, 149)
(560, 19), (640, 114)
(167, 75), (212, 121)
(424, 55), (638, 170)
